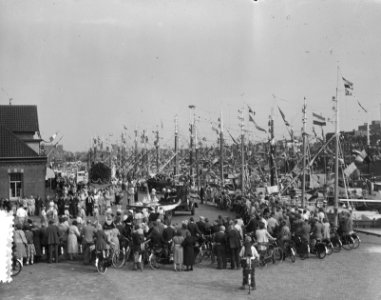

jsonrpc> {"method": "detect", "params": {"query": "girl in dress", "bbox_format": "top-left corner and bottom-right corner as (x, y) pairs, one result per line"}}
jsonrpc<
(172, 230), (184, 271)
(67, 220), (80, 260)
(14, 223), (28, 262)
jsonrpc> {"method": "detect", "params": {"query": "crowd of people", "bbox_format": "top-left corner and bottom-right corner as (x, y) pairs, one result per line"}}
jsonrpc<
(4, 179), (357, 292)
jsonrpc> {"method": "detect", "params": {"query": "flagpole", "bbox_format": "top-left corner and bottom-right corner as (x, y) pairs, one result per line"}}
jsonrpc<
(302, 97), (307, 208)
(174, 115), (178, 178)
(220, 110), (224, 192)
(334, 65), (340, 228)
(241, 107), (245, 196)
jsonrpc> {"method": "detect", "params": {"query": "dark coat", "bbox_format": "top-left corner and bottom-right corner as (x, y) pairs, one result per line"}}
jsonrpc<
(182, 236), (196, 266)
(188, 222), (202, 237)
(227, 228), (241, 249)
(162, 226), (175, 243)
(32, 227), (42, 256)
(132, 232), (145, 253)
(46, 224), (60, 245)
(300, 222), (311, 242)
(95, 229), (109, 251)
(196, 221), (207, 235)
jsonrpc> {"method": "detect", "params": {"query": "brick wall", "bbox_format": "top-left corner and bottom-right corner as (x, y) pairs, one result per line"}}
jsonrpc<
(0, 161), (46, 201)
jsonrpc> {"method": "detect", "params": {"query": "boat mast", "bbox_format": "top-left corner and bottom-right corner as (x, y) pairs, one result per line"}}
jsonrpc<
(240, 107), (245, 196)
(334, 66), (340, 227)
(302, 97), (307, 208)
(188, 105), (196, 186)
(174, 115), (178, 178)
(134, 126), (138, 176)
(219, 110), (224, 192)
(269, 113), (275, 186)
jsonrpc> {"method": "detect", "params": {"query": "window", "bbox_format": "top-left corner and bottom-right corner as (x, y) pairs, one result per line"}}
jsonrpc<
(9, 173), (23, 199)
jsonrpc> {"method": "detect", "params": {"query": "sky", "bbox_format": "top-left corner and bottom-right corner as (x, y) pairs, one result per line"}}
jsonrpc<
(0, 0), (381, 152)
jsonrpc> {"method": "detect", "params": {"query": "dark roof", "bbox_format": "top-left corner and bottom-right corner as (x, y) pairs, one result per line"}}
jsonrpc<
(0, 125), (39, 158)
(0, 105), (39, 132)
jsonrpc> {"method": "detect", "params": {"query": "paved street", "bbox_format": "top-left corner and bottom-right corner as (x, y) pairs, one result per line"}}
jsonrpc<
(2, 203), (381, 300)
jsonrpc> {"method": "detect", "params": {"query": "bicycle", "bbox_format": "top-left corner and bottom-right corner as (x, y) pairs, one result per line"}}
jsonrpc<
(112, 236), (132, 269)
(194, 235), (215, 264)
(280, 240), (296, 263)
(247, 258), (253, 295)
(11, 257), (23, 277)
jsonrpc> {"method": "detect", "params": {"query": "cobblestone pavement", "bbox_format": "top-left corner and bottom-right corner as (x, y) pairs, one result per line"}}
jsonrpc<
(2, 203), (381, 300)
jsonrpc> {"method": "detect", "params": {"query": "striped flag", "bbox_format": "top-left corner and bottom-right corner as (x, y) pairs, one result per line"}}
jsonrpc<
(278, 106), (290, 127)
(357, 100), (367, 113)
(342, 77), (354, 96)
(247, 106), (267, 133)
(312, 113), (326, 126)
(227, 129), (239, 145)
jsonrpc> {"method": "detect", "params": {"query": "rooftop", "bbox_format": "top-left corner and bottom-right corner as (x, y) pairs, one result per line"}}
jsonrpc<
(0, 105), (39, 133)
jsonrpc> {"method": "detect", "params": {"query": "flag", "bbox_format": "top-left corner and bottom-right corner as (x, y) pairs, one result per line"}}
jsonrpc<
(278, 106), (290, 127)
(48, 132), (57, 143)
(312, 113), (326, 126)
(342, 77), (353, 96)
(248, 112), (267, 133)
(227, 129), (239, 145)
(344, 162), (357, 177)
(352, 149), (367, 163)
(210, 123), (219, 135)
(357, 100), (367, 113)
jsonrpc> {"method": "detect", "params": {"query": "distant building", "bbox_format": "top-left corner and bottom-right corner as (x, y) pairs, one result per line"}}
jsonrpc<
(42, 143), (65, 167)
(0, 105), (47, 201)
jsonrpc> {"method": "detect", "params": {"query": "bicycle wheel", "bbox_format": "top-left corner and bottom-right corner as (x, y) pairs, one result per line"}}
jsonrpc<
(248, 273), (251, 295)
(326, 242), (333, 255)
(97, 259), (107, 274)
(289, 247), (296, 263)
(112, 250), (126, 268)
(11, 259), (22, 277)
(342, 237), (354, 250)
(149, 253), (158, 269)
(273, 247), (283, 262)
(352, 236), (360, 249)
(195, 249), (203, 264)
(331, 237), (342, 253)
(316, 247), (327, 259)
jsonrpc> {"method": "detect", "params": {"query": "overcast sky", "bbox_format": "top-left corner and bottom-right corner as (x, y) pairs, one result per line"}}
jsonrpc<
(1, 0), (381, 152)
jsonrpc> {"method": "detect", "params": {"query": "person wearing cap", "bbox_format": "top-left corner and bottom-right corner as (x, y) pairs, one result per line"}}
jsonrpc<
(227, 221), (241, 270)
(196, 216), (207, 235)
(239, 236), (259, 290)
(46, 220), (60, 263)
(132, 224), (145, 271)
(213, 225), (227, 269)
(150, 188), (159, 203)
(81, 220), (96, 265)
(187, 217), (202, 238)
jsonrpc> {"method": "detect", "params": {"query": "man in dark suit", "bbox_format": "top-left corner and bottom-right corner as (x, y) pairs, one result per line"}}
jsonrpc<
(196, 216), (207, 235)
(227, 221), (241, 269)
(188, 217), (202, 238)
(213, 225), (227, 269)
(46, 220), (60, 263)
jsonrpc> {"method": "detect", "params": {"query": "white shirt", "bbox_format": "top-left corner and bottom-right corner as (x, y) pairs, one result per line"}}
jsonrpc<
(16, 207), (28, 218)
(239, 245), (260, 260)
